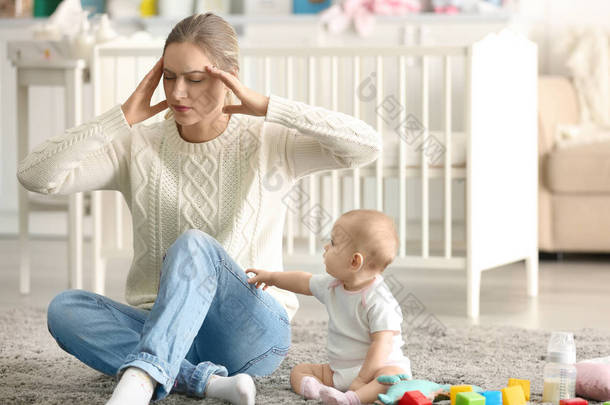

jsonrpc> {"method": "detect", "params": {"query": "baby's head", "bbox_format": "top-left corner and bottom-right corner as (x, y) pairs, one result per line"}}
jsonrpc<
(323, 209), (399, 282)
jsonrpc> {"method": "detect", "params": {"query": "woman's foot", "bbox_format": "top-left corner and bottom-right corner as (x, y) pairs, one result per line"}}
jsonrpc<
(204, 373), (256, 405)
(105, 367), (156, 405)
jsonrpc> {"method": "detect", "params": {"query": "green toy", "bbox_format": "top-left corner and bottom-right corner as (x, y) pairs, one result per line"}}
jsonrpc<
(376, 374), (485, 405)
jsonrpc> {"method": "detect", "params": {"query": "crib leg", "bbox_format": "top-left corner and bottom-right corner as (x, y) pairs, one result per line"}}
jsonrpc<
(467, 263), (481, 318)
(525, 252), (539, 297)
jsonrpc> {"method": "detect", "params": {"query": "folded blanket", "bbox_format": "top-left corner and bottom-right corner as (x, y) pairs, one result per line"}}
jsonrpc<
(575, 357), (610, 402)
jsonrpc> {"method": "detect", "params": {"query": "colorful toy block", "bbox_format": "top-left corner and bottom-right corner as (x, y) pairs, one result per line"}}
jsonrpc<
(399, 390), (433, 405)
(501, 385), (526, 405)
(451, 386), (473, 405)
(560, 399), (588, 405)
(481, 390), (503, 405)
(508, 379), (530, 401)
(456, 391), (486, 405)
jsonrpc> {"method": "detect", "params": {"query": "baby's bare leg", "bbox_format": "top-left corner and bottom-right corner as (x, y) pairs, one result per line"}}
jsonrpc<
(290, 362), (334, 397)
(354, 366), (406, 404)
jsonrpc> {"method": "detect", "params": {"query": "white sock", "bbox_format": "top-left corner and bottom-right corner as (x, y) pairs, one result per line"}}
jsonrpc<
(204, 374), (256, 405)
(105, 367), (156, 405)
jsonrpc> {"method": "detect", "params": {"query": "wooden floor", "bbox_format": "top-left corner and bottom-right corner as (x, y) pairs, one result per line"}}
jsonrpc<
(1, 236), (609, 332)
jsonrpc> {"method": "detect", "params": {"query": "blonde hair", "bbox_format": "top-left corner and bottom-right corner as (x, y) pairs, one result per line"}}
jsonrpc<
(162, 12), (240, 120)
(339, 209), (399, 273)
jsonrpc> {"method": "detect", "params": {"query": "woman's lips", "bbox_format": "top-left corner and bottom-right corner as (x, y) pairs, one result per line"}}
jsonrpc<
(173, 105), (191, 112)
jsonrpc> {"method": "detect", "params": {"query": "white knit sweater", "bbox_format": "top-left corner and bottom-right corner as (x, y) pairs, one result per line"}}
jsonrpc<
(17, 94), (382, 322)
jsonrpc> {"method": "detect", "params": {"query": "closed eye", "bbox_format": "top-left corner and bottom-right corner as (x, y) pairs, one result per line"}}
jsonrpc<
(163, 76), (203, 83)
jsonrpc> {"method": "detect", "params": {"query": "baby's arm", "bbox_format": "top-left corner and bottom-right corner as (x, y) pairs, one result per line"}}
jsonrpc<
(354, 330), (396, 385)
(246, 268), (313, 296)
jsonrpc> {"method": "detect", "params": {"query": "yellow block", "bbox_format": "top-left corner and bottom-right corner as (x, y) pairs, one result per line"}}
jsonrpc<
(140, 0), (156, 17)
(451, 385), (473, 405)
(508, 378), (531, 401)
(502, 385), (526, 405)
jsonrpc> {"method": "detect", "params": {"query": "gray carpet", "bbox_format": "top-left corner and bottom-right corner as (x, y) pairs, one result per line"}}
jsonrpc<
(1, 307), (609, 404)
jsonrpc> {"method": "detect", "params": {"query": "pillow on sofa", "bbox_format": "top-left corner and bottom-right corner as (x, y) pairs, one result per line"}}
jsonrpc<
(575, 362), (610, 401)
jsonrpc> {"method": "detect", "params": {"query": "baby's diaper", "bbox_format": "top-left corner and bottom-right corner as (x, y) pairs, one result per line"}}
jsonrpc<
(331, 357), (412, 392)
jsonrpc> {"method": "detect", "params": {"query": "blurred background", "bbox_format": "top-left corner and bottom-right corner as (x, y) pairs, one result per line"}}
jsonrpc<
(0, 0), (609, 329)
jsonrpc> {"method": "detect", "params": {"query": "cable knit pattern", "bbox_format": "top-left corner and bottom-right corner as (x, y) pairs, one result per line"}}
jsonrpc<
(16, 94), (382, 322)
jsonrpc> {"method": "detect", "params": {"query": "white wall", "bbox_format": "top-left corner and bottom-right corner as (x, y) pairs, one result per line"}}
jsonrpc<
(518, 0), (610, 75)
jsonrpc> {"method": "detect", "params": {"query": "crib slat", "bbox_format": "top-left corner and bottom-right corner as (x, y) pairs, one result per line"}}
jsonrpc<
(352, 55), (361, 209)
(264, 56), (271, 96)
(285, 56), (294, 255)
(399, 55), (407, 258)
(308, 56), (317, 255)
(444, 55), (452, 258)
(376, 55), (384, 211)
(421, 55), (429, 258)
(331, 56), (340, 221)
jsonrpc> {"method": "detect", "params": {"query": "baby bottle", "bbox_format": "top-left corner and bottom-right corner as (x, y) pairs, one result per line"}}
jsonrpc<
(542, 331), (577, 405)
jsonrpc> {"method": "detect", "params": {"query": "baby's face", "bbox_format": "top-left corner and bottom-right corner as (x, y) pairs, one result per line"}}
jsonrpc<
(323, 217), (366, 280)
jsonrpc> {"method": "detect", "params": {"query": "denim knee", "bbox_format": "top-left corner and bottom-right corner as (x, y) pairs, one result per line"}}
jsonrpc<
(166, 229), (222, 265)
(47, 289), (87, 340)
(171, 229), (219, 254)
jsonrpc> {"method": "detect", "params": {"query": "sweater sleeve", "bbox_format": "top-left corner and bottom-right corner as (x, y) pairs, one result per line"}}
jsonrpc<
(17, 104), (132, 196)
(264, 94), (382, 181)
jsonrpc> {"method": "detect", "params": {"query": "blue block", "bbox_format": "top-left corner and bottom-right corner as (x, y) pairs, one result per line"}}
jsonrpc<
(481, 391), (503, 405)
(293, 0), (331, 14)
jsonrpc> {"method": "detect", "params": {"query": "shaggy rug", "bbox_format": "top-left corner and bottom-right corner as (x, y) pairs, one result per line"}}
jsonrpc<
(0, 307), (608, 404)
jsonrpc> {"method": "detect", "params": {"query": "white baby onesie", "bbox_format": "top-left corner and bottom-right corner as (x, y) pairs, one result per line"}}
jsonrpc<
(309, 273), (413, 391)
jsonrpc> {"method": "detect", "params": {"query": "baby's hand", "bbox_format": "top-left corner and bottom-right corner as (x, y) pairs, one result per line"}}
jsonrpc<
(348, 375), (368, 391)
(245, 268), (275, 290)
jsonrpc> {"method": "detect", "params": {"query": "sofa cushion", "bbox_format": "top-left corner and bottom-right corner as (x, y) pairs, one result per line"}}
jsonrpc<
(545, 141), (610, 193)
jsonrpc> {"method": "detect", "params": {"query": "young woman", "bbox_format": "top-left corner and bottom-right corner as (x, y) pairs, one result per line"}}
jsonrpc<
(17, 12), (381, 405)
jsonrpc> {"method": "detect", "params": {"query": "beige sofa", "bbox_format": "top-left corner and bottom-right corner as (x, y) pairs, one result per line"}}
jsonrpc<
(538, 76), (610, 252)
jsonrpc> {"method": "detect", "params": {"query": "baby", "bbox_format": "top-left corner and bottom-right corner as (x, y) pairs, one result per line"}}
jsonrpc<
(246, 209), (412, 405)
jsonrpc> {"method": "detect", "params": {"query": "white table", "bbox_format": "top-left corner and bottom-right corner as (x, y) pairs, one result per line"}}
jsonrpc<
(9, 50), (87, 294)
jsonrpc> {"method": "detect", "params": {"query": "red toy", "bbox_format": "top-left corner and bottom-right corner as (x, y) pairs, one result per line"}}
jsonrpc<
(399, 390), (433, 405)
(560, 399), (588, 405)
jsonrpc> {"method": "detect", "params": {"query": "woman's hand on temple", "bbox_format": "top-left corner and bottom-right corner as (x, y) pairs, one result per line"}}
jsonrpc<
(121, 57), (169, 126)
(245, 268), (276, 290)
(204, 65), (270, 117)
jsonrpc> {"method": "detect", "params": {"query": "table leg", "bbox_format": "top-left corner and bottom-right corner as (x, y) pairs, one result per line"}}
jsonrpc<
(17, 83), (30, 295)
(65, 67), (84, 289)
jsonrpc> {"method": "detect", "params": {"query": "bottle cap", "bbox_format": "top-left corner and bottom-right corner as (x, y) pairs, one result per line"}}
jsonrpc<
(547, 331), (576, 364)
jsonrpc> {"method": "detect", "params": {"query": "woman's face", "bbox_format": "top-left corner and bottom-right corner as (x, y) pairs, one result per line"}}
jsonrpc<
(162, 41), (230, 126)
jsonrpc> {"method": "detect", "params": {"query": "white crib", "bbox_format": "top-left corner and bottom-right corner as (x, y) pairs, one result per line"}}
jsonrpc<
(89, 28), (538, 318)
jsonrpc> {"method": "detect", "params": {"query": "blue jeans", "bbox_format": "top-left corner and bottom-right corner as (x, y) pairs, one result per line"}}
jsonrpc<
(46, 229), (291, 402)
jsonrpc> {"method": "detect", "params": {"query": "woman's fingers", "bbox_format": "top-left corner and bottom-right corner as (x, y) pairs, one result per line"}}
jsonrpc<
(139, 58), (164, 94)
(205, 65), (242, 96)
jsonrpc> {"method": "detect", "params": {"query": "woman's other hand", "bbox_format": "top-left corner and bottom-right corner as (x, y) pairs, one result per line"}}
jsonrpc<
(205, 65), (270, 116)
(121, 58), (169, 126)
(245, 268), (276, 290)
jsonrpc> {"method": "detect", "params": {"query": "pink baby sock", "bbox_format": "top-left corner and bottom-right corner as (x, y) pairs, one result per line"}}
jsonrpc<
(300, 376), (324, 400)
(319, 385), (361, 405)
